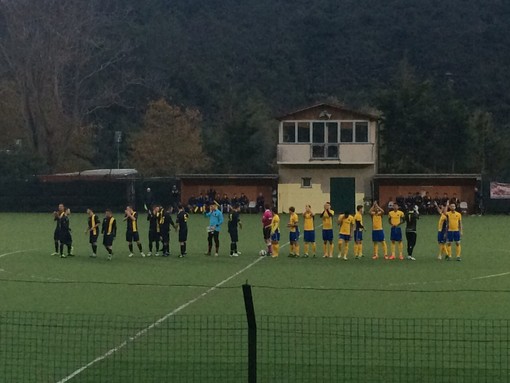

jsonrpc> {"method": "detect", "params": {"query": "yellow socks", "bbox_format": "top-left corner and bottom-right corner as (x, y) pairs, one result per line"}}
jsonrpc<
(456, 243), (461, 257)
(329, 243), (334, 257)
(382, 242), (388, 256)
(390, 242), (396, 256)
(343, 242), (349, 258)
(294, 244), (300, 256)
(304, 243), (309, 255)
(398, 242), (403, 256)
(272, 243), (279, 257)
(312, 243), (316, 255)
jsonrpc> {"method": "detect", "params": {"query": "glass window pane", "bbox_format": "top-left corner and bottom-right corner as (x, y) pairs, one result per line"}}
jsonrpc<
(355, 122), (369, 142)
(327, 122), (338, 143)
(297, 122), (310, 143)
(282, 122), (296, 143)
(312, 144), (324, 158)
(327, 145), (338, 158)
(312, 122), (325, 143)
(340, 121), (353, 143)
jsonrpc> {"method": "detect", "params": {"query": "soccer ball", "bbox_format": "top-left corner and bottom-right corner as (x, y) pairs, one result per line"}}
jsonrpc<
(259, 249), (267, 257)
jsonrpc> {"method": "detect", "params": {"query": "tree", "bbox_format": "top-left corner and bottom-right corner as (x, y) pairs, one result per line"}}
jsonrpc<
(205, 92), (278, 174)
(129, 99), (210, 176)
(0, 0), (139, 171)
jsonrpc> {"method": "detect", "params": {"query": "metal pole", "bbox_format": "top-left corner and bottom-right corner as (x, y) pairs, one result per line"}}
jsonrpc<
(242, 283), (257, 383)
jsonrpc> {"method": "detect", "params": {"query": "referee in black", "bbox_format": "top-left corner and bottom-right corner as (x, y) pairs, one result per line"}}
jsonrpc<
(405, 204), (419, 261)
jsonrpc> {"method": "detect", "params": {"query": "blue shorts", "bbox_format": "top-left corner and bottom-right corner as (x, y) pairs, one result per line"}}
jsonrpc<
(447, 231), (461, 242)
(289, 230), (300, 242)
(390, 227), (402, 242)
(372, 230), (385, 242)
(322, 229), (333, 242)
(437, 231), (447, 244)
(354, 230), (363, 242)
(303, 230), (315, 243)
(271, 230), (280, 242)
(339, 233), (351, 241)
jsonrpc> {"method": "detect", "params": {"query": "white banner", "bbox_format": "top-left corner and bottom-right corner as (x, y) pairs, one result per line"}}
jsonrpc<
(490, 182), (510, 199)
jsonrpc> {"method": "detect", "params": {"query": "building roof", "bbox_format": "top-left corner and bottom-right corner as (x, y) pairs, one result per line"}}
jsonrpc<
(178, 174), (278, 180)
(374, 174), (481, 179)
(39, 169), (139, 182)
(277, 102), (380, 121)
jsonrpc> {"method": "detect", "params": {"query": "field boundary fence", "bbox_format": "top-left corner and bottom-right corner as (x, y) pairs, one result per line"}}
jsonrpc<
(1, 284), (509, 382)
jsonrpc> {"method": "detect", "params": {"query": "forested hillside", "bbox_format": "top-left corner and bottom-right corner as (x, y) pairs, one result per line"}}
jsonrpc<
(1, 0), (509, 176)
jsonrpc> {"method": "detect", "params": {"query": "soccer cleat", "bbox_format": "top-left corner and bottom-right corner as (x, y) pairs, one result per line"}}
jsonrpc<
(230, 253), (239, 257)
(456, 257), (462, 261)
(204, 252), (211, 256)
(90, 253), (97, 258)
(155, 252), (160, 257)
(445, 256), (451, 261)
(51, 252), (59, 256)
(388, 255), (396, 260)
(313, 254), (316, 258)
(337, 254), (342, 258)
(237, 251), (242, 255)
(147, 252), (152, 257)
(60, 254), (66, 258)
(354, 256), (360, 260)
(384, 255), (389, 260)
(323, 254), (328, 258)
(399, 255), (404, 261)
(107, 254), (112, 261)
(407, 256), (416, 261)
(70, 246), (74, 255)
(128, 253), (134, 258)
(342, 256), (348, 261)
(437, 255), (442, 260)
(304, 253), (309, 258)
(214, 253), (219, 257)
(372, 255), (379, 260)
(141, 252), (146, 258)
(271, 255), (278, 258)
(178, 254), (184, 258)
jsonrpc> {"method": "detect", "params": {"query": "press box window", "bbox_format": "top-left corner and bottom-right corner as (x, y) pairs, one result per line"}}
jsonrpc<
(282, 122), (296, 143)
(301, 177), (312, 188)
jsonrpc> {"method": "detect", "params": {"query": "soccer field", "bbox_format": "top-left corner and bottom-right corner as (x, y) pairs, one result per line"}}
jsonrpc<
(1, 212), (509, 382)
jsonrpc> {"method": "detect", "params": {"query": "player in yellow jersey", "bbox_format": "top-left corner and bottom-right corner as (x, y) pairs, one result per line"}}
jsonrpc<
(388, 203), (405, 260)
(287, 206), (300, 257)
(270, 207), (280, 258)
(337, 210), (354, 260)
(446, 203), (463, 261)
(436, 203), (449, 260)
(303, 205), (316, 257)
(320, 202), (335, 258)
(370, 201), (388, 259)
(353, 205), (364, 259)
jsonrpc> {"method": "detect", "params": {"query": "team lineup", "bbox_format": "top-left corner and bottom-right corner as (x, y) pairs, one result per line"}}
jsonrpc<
(260, 200), (463, 261)
(51, 199), (463, 261)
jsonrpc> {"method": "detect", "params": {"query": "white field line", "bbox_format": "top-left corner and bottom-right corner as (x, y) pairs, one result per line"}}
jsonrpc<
(0, 249), (36, 259)
(387, 271), (510, 288)
(56, 240), (291, 383)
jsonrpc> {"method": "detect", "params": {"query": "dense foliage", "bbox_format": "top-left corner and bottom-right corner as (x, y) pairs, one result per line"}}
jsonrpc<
(0, 0), (509, 176)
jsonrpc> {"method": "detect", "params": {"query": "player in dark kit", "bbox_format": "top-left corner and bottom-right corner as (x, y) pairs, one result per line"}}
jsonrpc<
(405, 205), (420, 261)
(176, 205), (189, 257)
(86, 208), (100, 258)
(147, 205), (161, 256)
(124, 206), (145, 258)
(57, 207), (73, 258)
(228, 204), (243, 257)
(52, 203), (66, 256)
(102, 209), (117, 260)
(159, 206), (177, 257)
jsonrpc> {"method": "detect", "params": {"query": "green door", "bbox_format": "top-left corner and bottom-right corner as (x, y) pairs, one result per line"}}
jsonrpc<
(330, 177), (355, 214)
